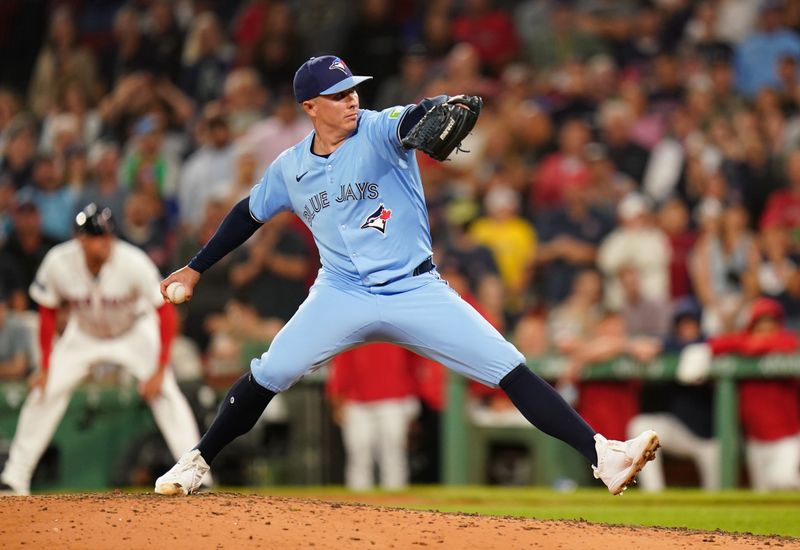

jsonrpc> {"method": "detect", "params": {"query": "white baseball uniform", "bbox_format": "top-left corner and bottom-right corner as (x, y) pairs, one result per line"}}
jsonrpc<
(1, 239), (203, 494)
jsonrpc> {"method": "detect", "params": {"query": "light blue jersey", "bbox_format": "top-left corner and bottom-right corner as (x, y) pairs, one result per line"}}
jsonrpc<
(249, 106), (433, 286)
(247, 106), (524, 393)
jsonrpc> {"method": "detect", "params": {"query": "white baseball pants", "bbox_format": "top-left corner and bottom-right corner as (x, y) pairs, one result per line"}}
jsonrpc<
(1, 317), (202, 494)
(341, 397), (419, 491)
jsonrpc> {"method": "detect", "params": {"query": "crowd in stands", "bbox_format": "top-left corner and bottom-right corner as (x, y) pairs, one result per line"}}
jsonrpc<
(1, 0), (800, 490)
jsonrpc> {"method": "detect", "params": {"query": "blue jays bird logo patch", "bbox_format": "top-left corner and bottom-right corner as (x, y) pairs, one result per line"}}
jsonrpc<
(330, 57), (349, 74)
(361, 204), (392, 234)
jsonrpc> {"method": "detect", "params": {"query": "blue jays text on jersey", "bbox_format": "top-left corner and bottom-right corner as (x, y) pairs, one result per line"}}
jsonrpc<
(300, 182), (380, 227)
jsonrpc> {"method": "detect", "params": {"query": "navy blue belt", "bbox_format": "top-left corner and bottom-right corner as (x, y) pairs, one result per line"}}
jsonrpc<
(412, 256), (434, 276)
(374, 257), (434, 287)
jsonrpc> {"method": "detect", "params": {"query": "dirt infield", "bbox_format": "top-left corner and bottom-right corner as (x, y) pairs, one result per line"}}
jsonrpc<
(1, 493), (798, 549)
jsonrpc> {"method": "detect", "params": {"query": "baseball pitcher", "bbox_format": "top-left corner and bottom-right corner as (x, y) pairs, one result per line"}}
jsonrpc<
(154, 55), (660, 496)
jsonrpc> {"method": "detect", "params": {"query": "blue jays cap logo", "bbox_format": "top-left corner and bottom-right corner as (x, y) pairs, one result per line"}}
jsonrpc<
(361, 203), (392, 234)
(329, 57), (349, 74)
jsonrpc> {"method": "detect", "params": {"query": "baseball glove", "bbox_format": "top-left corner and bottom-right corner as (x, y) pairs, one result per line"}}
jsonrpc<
(402, 95), (483, 161)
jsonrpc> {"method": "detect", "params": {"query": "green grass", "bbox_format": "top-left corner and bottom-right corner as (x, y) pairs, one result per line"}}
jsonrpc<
(248, 486), (800, 538)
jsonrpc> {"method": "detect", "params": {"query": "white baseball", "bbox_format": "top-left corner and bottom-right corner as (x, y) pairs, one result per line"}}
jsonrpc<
(166, 281), (188, 304)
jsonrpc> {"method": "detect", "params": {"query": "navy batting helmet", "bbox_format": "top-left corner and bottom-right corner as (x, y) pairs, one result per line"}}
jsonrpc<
(75, 203), (114, 235)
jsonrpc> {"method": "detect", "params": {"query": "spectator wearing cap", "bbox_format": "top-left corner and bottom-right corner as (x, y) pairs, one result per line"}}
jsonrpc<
(734, 0), (800, 99)
(16, 154), (76, 242)
(597, 192), (671, 310)
(0, 200), (58, 311)
(177, 105), (236, 234)
(707, 297), (800, 490)
(0, 287), (32, 380)
(628, 297), (720, 492)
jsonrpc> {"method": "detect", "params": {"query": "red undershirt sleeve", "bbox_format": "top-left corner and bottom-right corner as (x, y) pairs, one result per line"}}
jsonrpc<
(156, 302), (177, 370)
(38, 306), (57, 373)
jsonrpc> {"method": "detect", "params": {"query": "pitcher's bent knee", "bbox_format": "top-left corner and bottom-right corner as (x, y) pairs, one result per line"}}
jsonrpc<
(249, 354), (307, 393)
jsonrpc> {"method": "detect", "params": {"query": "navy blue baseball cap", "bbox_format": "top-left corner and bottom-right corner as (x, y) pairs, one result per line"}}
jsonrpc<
(293, 55), (372, 103)
(75, 203), (114, 236)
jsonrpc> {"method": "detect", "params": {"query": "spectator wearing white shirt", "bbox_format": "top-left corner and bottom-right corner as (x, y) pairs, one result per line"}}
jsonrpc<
(597, 193), (671, 310)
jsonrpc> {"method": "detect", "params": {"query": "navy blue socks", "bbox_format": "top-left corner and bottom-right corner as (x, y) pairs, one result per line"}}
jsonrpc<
(500, 364), (598, 464)
(195, 372), (276, 464)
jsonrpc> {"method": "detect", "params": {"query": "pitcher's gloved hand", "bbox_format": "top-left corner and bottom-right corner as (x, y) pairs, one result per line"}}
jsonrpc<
(401, 95), (483, 161)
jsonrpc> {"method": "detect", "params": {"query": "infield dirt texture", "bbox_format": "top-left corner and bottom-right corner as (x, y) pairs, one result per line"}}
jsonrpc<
(2, 493), (799, 549)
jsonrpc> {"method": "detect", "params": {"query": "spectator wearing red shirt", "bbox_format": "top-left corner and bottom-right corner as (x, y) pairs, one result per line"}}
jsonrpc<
(657, 197), (697, 300)
(529, 119), (591, 212)
(327, 343), (419, 491)
(760, 149), (800, 254)
(451, 0), (520, 73)
(708, 297), (800, 491)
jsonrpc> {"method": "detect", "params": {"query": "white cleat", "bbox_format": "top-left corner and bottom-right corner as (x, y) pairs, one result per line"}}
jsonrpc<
(592, 430), (660, 495)
(0, 475), (28, 496)
(154, 449), (210, 496)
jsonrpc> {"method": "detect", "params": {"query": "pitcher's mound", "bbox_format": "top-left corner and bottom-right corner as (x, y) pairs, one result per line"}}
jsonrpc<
(1, 493), (797, 549)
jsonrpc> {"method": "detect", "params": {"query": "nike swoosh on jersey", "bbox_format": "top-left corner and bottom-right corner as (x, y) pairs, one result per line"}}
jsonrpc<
(296, 170), (309, 182)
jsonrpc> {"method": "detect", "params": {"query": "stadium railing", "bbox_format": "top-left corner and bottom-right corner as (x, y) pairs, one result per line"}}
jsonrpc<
(442, 354), (800, 489)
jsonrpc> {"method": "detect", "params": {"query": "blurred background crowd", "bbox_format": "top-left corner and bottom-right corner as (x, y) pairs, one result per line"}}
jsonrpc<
(1, 0), (800, 491)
